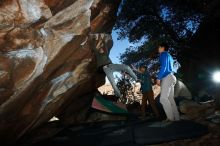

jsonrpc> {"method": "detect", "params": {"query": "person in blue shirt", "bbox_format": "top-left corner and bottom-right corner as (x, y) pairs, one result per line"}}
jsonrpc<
(132, 65), (160, 118)
(156, 43), (180, 121)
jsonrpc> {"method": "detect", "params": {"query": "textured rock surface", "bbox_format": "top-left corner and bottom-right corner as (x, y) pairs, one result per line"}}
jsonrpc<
(0, 0), (121, 143)
(174, 80), (192, 99)
(153, 101), (220, 146)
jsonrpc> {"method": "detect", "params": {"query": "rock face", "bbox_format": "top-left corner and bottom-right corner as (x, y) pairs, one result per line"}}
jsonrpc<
(174, 80), (192, 99)
(0, 0), (121, 143)
(154, 101), (220, 146)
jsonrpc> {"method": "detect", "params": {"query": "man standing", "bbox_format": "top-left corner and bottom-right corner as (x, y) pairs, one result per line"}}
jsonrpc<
(132, 65), (160, 118)
(156, 43), (180, 121)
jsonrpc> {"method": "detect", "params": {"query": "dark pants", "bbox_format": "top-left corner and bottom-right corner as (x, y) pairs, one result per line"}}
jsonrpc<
(142, 90), (160, 117)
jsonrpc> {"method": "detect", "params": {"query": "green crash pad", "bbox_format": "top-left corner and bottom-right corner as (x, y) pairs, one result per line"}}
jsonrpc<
(92, 95), (128, 114)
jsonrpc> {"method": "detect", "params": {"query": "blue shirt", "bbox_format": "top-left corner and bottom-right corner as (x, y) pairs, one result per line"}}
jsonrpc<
(136, 71), (152, 93)
(158, 52), (175, 80)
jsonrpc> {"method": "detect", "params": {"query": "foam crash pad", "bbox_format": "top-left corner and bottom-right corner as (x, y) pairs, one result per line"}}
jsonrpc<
(34, 120), (208, 146)
(134, 120), (208, 144)
(92, 95), (128, 114)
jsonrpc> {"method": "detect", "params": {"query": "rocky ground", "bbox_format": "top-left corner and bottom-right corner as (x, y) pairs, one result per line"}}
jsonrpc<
(20, 93), (220, 146)
(99, 83), (220, 146)
(153, 101), (220, 146)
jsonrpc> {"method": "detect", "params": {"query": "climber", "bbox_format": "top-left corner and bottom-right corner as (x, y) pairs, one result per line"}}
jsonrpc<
(156, 42), (180, 121)
(92, 34), (138, 98)
(132, 65), (160, 118)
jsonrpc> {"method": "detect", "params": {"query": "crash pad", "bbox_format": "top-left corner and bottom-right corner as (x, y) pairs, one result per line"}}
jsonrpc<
(92, 95), (128, 114)
(34, 120), (208, 146)
(134, 120), (208, 144)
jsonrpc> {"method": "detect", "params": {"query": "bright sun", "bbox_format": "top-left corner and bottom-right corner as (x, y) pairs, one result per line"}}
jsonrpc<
(213, 71), (220, 83)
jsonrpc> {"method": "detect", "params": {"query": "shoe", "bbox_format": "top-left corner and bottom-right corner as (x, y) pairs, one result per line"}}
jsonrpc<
(215, 111), (220, 116)
(159, 119), (172, 127)
(211, 118), (220, 124)
(138, 116), (147, 120)
(198, 95), (214, 104)
(163, 118), (171, 122)
(206, 111), (220, 124)
(206, 114), (216, 120)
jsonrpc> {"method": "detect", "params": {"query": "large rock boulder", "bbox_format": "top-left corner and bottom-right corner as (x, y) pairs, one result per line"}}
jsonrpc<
(0, 0), (121, 144)
(174, 80), (192, 100)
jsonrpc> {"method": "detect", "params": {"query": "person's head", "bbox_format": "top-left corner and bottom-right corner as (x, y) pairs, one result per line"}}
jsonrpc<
(99, 47), (106, 54)
(158, 42), (169, 54)
(97, 41), (105, 53)
(139, 66), (146, 73)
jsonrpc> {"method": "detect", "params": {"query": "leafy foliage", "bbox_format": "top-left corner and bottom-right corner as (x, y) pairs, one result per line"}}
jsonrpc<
(116, 74), (138, 104)
(114, 0), (213, 75)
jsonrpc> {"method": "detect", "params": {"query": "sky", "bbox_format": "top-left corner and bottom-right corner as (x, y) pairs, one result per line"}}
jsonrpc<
(106, 30), (143, 83)
(109, 30), (146, 64)
(104, 30), (130, 83)
(109, 31), (130, 64)
(109, 30), (144, 64)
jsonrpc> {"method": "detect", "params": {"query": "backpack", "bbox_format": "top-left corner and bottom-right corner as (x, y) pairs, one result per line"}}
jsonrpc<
(173, 60), (181, 73)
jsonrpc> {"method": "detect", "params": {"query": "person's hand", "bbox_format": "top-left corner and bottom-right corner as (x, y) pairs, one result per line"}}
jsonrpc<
(156, 79), (161, 86)
(131, 64), (135, 69)
(99, 48), (105, 53)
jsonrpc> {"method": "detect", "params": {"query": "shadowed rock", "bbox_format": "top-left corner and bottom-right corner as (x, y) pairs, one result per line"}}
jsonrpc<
(0, 0), (121, 144)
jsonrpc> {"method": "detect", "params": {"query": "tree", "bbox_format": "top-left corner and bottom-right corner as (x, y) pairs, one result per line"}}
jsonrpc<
(114, 0), (219, 85)
(116, 74), (137, 104)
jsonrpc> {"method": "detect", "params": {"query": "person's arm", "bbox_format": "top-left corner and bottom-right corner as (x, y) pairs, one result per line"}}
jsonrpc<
(131, 64), (141, 74)
(156, 53), (167, 86)
(157, 53), (168, 80)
